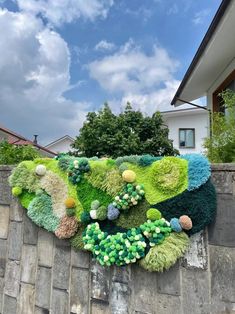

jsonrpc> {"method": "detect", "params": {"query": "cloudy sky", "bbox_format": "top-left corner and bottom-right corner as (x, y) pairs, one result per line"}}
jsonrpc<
(0, 0), (221, 144)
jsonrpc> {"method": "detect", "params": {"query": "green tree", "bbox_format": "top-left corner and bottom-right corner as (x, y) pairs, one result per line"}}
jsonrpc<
(204, 89), (235, 163)
(73, 103), (178, 158)
(0, 141), (41, 165)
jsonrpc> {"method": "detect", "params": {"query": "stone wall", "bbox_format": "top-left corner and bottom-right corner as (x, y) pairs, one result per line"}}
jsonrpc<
(0, 164), (234, 314)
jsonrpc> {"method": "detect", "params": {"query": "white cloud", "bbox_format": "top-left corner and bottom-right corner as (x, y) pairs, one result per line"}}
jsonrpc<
(192, 9), (210, 25)
(95, 40), (116, 52)
(167, 4), (178, 15)
(0, 9), (91, 144)
(88, 39), (179, 94)
(16, 0), (114, 26)
(88, 39), (182, 113)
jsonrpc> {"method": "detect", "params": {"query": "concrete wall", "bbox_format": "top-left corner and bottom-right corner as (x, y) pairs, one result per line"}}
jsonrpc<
(163, 111), (209, 154)
(0, 164), (234, 314)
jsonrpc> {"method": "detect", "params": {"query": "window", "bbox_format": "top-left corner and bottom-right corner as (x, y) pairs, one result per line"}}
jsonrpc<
(179, 129), (195, 148)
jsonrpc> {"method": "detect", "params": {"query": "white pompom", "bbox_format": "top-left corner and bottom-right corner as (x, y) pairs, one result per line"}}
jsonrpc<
(90, 209), (97, 220)
(35, 165), (46, 176)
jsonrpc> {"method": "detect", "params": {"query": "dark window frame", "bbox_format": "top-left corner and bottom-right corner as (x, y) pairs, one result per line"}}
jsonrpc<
(179, 128), (195, 149)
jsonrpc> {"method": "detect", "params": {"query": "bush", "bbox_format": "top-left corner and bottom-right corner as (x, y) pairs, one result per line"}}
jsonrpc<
(204, 89), (235, 163)
(0, 141), (41, 165)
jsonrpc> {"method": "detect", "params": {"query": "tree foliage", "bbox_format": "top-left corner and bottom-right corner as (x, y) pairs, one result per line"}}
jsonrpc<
(204, 89), (235, 163)
(73, 103), (178, 158)
(0, 141), (41, 165)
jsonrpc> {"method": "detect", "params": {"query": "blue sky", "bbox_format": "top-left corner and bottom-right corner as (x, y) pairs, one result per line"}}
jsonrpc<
(0, 0), (221, 143)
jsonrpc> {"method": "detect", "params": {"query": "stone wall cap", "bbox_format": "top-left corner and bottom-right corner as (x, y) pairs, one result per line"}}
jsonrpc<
(0, 165), (15, 171)
(211, 163), (235, 171)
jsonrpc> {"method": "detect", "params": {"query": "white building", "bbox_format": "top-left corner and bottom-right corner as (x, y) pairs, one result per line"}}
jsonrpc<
(162, 108), (208, 154)
(45, 135), (75, 154)
(171, 0), (235, 113)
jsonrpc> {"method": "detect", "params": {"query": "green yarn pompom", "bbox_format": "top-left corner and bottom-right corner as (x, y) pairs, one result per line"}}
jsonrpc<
(12, 186), (22, 197)
(66, 207), (76, 217)
(146, 208), (162, 220)
(96, 206), (107, 220)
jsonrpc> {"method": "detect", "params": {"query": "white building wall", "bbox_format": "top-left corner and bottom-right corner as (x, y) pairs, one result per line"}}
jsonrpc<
(46, 138), (74, 154)
(163, 112), (209, 155)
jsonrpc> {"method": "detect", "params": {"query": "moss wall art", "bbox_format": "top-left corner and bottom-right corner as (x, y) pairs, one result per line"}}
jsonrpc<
(9, 154), (216, 272)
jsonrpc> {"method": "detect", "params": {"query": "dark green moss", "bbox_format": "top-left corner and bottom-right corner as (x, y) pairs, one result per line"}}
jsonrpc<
(70, 227), (85, 250)
(116, 200), (150, 229)
(153, 179), (217, 235)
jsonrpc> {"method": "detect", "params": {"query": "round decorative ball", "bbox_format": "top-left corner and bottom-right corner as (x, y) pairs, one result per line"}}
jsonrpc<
(91, 200), (100, 211)
(80, 211), (91, 224)
(12, 186), (22, 197)
(96, 206), (107, 221)
(90, 209), (97, 220)
(170, 218), (182, 232)
(179, 215), (193, 230)
(146, 208), (162, 221)
(35, 165), (46, 176)
(122, 170), (136, 183)
(107, 204), (120, 220)
(64, 197), (76, 208)
(66, 207), (76, 217)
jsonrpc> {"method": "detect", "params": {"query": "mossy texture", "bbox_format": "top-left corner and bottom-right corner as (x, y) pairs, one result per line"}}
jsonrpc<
(27, 194), (60, 232)
(154, 179), (216, 235)
(9, 164), (40, 192)
(139, 232), (189, 272)
(19, 191), (35, 208)
(127, 157), (188, 204)
(76, 177), (113, 212)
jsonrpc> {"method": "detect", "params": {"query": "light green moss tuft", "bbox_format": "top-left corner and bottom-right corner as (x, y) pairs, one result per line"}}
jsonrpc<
(139, 232), (189, 272)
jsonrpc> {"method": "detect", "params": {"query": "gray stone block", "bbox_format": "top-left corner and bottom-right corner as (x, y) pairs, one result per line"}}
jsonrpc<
(131, 264), (156, 314)
(2, 295), (17, 314)
(38, 229), (54, 267)
(156, 294), (182, 314)
(35, 267), (52, 309)
(208, 194), (235, 247)
(181, 268), (210, 314)
(51, 289), (69, 314)
(21, 245), (37, 284)
(8, 221), (22, 260)
(182, 231), (208, 269)
(91, 300), (109, 314)
(10, 197), (23, 222)
(53, 244), (71, 290)
(17, 283), (35, 314)
(210, 245), (235, 304)
(71, 248), (90, 269)
(112, 265), (131, 284)
(0, 277), (4, 311)
(110, 282), (130, 314)
(0, 168), (12, 205)
(70, 267), (89, 314)
(211, 170), (234, 194)
(0, 239), (7, 277)
(35, 307), (50, 314)
(91, 260), (110, 302)
(0, 205), (10, 239)
(23, 214), (38, 245)
(4, 260), (20, 297)
(157, 262), (181, 296)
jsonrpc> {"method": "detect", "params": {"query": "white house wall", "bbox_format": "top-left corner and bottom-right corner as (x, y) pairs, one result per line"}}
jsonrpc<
(163, 112), (209, 155)
(46, 138), (74, 154)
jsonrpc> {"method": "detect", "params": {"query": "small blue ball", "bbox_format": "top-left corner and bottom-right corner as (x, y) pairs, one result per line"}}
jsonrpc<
(107, 204), (120, 220)
(170, 218), (182, 233)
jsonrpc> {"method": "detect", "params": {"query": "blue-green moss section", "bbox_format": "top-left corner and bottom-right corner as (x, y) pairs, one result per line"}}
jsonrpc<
(76, 177), (113, 213)
(153, 179), (216, 235)
(27, 194), (60, 232)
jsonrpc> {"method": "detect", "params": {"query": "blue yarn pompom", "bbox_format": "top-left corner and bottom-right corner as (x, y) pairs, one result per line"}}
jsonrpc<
(170, 218), (182, 232)
(107, 204), (120, 220)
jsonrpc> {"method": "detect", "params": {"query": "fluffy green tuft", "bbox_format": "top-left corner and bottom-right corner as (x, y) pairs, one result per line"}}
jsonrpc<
(139, 232), (189, 272)
(27, 194), (60, 232)
(9, 164), (40, 193)
(19, 191), (35, 208)
(70, 228), (85, 250)
(146, 208), (162, 220)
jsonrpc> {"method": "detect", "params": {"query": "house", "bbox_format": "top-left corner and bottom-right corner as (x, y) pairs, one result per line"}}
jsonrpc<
(171, 0), (235, 113)
(0, 125), (56, 157)
(161, 107), (208, 154)
(45, 135), (75, 154)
